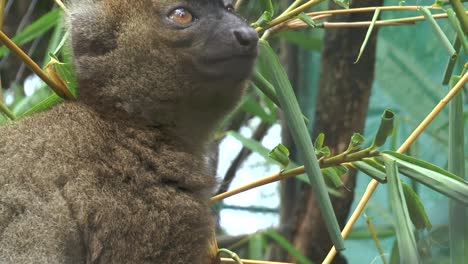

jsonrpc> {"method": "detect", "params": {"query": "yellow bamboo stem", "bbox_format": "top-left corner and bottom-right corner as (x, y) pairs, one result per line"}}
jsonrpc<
(221, 258), (293, 264)
(54, 0), (68, 12)
(0, 30), (75, 100)
(0, 0), (5, 103)
(0, 0), (6, 31)
(257, 5), (440, 32)
(277, 10), (462, 32)
(323, 72), (468, 263)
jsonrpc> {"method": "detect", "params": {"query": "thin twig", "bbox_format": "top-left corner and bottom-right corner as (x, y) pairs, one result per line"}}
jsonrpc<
(272, 10), (461, 33)
(211, 150), (379, 202)
(0, 30), (75, 100)
(257, 5), (441, 33)
(54, 0), (68, 12)
(216, 122), (270, 195)
(220, 258), (293, 264)
(323, 72), (468, 263)
(0, 0), (6, 31)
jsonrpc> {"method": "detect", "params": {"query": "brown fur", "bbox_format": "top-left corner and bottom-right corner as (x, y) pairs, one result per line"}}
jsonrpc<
(0, 0), (257, 263)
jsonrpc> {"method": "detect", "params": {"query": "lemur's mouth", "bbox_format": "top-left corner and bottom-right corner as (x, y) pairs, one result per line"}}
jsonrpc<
(200, 51), (258, 65)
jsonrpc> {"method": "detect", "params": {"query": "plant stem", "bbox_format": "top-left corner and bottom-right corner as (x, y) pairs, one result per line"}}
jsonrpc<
(211, 149), (379, 202)
(0, 101), (16, 120)
(449, 0), (468, 35)
(323, 71), (468, 263)
(270, 7), (456, 33)
(220, 259), (292, 264)
(256, 0), (325, 32)
(0, 30), (74, 100)
(278, 0), (304, 18)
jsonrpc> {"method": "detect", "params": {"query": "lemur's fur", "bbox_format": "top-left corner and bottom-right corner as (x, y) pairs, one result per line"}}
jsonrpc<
(0, 0), (257, 263)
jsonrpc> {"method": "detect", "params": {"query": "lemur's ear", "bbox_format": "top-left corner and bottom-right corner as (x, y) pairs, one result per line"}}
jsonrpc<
(68, 2), (118, 57)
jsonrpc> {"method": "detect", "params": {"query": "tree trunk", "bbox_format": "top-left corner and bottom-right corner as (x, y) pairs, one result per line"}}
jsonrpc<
(279, 1), (382, 263)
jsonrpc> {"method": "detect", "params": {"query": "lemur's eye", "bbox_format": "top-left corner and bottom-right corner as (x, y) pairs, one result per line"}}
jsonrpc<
(168, 8), (194, 24)
(226, 4), (235, 13)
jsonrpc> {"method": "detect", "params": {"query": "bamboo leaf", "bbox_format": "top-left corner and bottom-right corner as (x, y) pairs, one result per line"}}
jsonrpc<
(314, 133), (325, 149)
(383, 151), (468, 205)
(252, 70), (310, 125)
(297, 12), (317, 28)
(332, 0), (350, 9)
(401, 182), (432, 230)
(269, 143), (290, 168)
(372, 109), (395, 148)
(0, 8), (62, 58)
(353, 159), (387, 183)
(227, 131), (271, 161)
(446, 8), (468, 56)
(442, 36), (461, 85)
(276, 31), (322, 51)
(265, 229), (314, 264)
(349, 132), (365, 150)
(448, 75), (468, 262)
(322, 166), (346, 189)
(347, 225), (395, 240)
(383, 156), (420, 264)
(258, 39), (344, 249)
(354, 8), (380, 64)
(419, 7), (456, 59)
(19, 94), (62, 117)
(248, 233), (264, 260)
(240, 94), (276, 124)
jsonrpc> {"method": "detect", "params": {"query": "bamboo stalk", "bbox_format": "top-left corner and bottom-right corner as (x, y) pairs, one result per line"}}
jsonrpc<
(449, 0), (468, 35)
(323, 71), (468, 263)
(0, 30), (75, 100)
(0, 0), (5, 31)
(221, 258), (293, 264)
(276, 11), (462, 32)
(257, 5), (440, 32)
(0, 0), (5, 103)
(54, 0), (68, 12)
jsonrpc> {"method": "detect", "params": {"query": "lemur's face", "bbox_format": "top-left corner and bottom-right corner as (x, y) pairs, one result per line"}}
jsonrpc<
(69, 0), (258, 130)
(150, 0), (258, 81)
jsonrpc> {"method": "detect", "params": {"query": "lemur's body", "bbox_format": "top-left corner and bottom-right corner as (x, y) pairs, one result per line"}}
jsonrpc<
(0, 0), (258, 263)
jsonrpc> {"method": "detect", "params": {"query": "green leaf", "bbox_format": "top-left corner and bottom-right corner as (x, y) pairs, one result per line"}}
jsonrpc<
(48, 53), (78, 97)
(372, 109), (395, 148)
(448, 75), (468, 262)
(349, 132), (365, 150)
(323, 166), (348, 188)
(383, 151), (468, 206)
(269, 143), (291, 168)
(276, 31), (322, 51)
(297, 12), (317, 28)
(389, 240), (400, 264)
(353, 159), (387, 183)
(240, 94), (276, 124)
(347, 225), (395, 240)
(265, 229), (315, 264)
(332, 0), (350, 9)
(227, 131), (271, 160)
(252, 70), (309, 125)
(314, 133), (325, 149)
(0, 8), (62, 58)
(18, 94), (63, 117)
(258, 39), (344, 249)
(248, 233), (265, 260)
(401, 182), (432, 230)
(354, 8), (380, 64)
(384, 156), (420, 264)
(419, 7), (456, 59)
